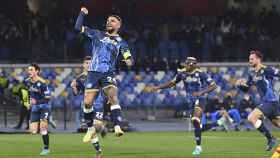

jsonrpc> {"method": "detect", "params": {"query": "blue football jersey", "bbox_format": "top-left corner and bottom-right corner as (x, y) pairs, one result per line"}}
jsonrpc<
(246, 65), (280, 102)
(173, 68), (215, 98)
(82, 27), (131, 73)
(24, 77), (50, 104)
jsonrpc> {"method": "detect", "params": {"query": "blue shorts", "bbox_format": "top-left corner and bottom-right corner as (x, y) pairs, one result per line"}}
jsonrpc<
(85, 71), (116, 91)
(258, 101), (280, 120)
(30, 104), (51, 123)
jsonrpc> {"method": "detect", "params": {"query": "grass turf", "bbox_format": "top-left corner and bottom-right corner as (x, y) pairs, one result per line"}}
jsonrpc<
(0, 131), (278, 158)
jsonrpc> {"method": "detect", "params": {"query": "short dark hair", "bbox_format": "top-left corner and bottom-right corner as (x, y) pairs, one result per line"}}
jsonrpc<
(108, 15), (122, 23)
(29, 63), (40, 72)
(83, 56), (91, 61)
(250, 50), (263, 60)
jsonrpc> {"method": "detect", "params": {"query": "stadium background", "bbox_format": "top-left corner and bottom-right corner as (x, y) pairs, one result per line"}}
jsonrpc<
(0, 1), (280, 158)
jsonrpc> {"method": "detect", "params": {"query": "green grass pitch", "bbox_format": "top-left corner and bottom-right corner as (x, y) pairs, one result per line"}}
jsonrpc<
(1, 131), (278, 158)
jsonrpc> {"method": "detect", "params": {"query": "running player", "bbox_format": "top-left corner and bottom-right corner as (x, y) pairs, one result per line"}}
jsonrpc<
(147, 57), (217, 156)
(236, 50), (280, 151)
(25, 63), (51, 155)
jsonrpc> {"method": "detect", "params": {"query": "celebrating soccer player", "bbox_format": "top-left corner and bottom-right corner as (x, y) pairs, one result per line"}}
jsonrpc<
(74, 7), (133, 142)
(236, 50), (280, 151)
(25, 63), (51, 155)
(146, 57), (217, 156)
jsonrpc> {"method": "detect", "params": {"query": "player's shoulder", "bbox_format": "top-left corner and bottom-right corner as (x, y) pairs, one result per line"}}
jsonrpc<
(37, 76), (47, 84)
(77, 71), (87, 79)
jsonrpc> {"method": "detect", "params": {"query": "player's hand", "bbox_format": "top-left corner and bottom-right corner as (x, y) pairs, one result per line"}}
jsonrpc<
(235, 79), (247, 86)
(81, 7), (88, 14)
(144, 85), (159, 92)
(192, 91), (203, 97)
(71, 80), (77, 88)
(30, 98), (37, 105)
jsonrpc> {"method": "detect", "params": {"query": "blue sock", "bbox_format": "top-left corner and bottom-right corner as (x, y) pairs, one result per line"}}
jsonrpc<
(110, 105), (122, 126)
(257, 122), (272, 140)
(192, 119), (201, 146)
(91, 137), (101, 152)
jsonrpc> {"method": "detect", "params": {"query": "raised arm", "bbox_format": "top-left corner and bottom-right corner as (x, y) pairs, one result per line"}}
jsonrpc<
(75, 7), (88, 32)
(146, 72), (182, 92)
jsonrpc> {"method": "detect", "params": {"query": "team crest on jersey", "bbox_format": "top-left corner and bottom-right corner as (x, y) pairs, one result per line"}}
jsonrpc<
(185, 76), (199, 82)
(37, 82), (41, 87)
(253, 75), (263, 82)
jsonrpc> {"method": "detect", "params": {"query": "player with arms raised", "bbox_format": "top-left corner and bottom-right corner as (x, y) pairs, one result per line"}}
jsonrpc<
(147, 57), (217, 156)
(236, 50), (280, 151)
(74, 7), (133, 142)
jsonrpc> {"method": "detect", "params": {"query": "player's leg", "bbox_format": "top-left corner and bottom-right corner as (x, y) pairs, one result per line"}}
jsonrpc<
(29, 106), (40, 134)
(92, 119), (105, 156)
(103, 85), (124, 137)
(191, 106), (203, 156)
(39, 106), (51, 155)
(248, 106), (276, 151)
(83, 72), (100, 142)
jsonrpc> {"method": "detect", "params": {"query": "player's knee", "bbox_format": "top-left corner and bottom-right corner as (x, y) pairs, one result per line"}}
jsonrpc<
(247, 114), (256, 123)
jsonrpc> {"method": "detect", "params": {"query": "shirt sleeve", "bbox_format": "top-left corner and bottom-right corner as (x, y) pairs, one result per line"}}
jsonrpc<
(82, 27), (101, 39)
(172, 72), (183, 84)
(200, 71), (215, 86)
(265, 67), (280, 78)
(119, 41), (132, 60)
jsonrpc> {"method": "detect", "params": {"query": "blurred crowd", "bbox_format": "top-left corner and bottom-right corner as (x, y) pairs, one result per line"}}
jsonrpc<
(0, 5), (280, 65)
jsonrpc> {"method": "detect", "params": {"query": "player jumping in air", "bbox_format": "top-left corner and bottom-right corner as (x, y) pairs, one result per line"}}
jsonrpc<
(25, 64), (51, 155)
(147, 57), (217, 156)
(236, 50), (280, 151)
(74, 7), (133, 142)
(71, 56), (109, 158)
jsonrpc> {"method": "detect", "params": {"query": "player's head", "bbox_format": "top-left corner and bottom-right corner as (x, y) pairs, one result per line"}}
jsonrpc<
(182, 57), (197, 71)
(249, 50), (263, 68)
(83, 56), (91, 71)
(27, 63), (40, 78)
(106, 15), (122, 34)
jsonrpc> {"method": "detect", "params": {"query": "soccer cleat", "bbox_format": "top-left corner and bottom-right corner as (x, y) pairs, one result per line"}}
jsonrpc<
(266, 137), (277, 151)
(40, 149), (50, 155)
(83, 127), (95, 143)
(95, 151), (103, 158)
(114, 125), (124, 137)
(192, 146), (202, 156)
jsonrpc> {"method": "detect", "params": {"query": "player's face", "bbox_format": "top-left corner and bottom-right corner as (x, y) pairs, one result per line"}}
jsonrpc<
(106, 16), (121, 33)
(249, 54), (260, 68)
(27, 66), (39, 78)
(83, 60), (90, 71)
(185, 62), (195, 71)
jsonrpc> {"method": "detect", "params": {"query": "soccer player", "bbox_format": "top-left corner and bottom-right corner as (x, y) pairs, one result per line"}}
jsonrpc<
(147, 57), (217, 156)
(25, 63), (51, 155)
(236, 50), (280, 151)
(71, 56), (108, 158)
(74, 7), (133, 141)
